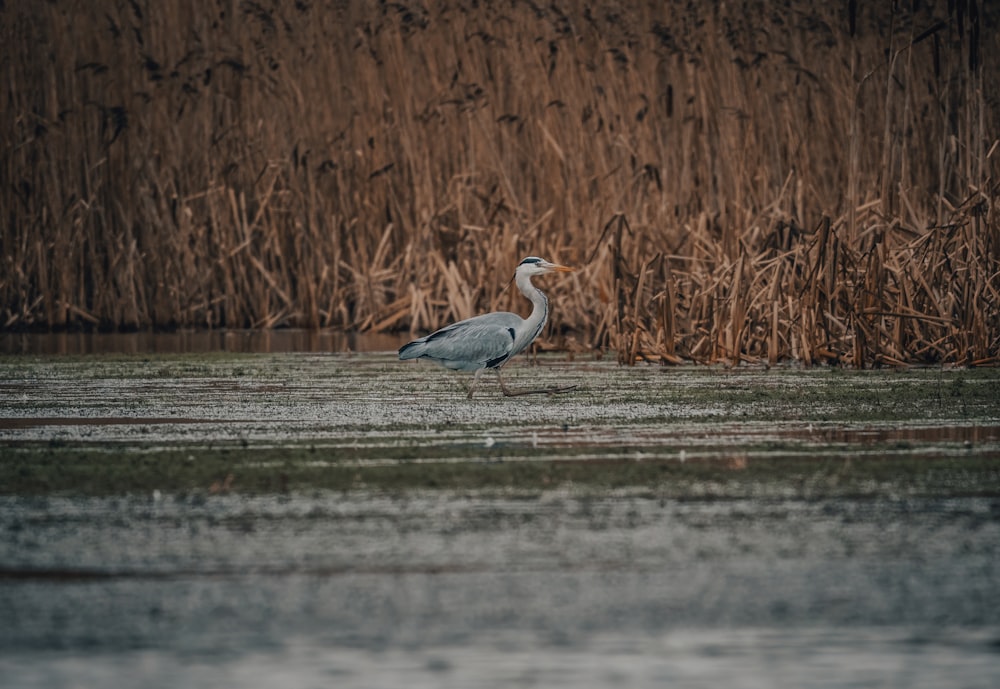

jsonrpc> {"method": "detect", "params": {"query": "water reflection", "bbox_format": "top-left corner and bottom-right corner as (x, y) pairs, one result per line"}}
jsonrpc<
(0, 329), (406, 355)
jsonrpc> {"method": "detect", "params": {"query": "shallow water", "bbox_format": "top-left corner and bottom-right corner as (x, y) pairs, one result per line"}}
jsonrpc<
(0, 328), (404, 356)
(2, 493), (999, 688)
(2, 351), (1000, 687)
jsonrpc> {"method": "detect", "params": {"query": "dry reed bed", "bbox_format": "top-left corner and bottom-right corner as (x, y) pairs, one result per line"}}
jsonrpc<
(1, 1), (997, 366)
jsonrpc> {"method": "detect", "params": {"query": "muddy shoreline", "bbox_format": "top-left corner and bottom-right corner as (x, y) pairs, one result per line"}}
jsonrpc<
(2, 353), (999, 496)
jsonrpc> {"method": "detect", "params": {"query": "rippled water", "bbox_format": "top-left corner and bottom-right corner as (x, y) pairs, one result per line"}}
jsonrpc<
(2, 493), (999, 688)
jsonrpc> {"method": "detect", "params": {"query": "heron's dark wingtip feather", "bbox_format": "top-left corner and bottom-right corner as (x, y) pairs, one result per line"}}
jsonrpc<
(398, 340), (422, 360)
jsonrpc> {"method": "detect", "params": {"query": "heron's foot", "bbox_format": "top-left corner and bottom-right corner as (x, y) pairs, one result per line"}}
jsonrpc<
(548, 384), (578, 395)
(501, 384), (578, 397)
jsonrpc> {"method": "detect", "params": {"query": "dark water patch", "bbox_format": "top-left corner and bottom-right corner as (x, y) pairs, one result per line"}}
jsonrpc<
(0, 329), (405, 355)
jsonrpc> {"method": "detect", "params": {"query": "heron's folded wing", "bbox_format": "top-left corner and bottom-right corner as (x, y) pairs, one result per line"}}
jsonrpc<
(422, 313), (521, 369)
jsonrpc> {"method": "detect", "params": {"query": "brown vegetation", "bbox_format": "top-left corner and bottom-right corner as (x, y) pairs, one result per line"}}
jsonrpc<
(2, 1), (998, 366)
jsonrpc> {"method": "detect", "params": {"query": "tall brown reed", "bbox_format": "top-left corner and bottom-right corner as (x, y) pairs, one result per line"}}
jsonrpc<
(1, 1), (997, 366)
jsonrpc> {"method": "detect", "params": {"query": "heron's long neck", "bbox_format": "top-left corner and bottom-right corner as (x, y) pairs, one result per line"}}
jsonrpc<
(515, 272), (548, 349)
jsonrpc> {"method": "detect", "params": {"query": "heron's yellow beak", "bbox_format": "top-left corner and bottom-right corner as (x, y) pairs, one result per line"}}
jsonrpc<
(550, 263), (575, 273)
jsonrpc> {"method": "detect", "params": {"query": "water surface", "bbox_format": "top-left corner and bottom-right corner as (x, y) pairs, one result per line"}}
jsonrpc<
(2, 493), (999, 689)
(1, 351), (999, 687)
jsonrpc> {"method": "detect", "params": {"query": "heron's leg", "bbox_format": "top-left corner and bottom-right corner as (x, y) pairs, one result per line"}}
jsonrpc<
(495, 368), (516, 397)
(467, 369), (484, 399)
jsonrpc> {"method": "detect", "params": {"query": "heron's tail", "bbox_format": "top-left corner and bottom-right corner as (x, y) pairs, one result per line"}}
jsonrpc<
(398, 339), (425, 360)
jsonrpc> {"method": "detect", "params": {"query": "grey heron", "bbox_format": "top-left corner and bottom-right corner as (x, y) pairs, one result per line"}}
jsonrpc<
(399, 256), (576, 399)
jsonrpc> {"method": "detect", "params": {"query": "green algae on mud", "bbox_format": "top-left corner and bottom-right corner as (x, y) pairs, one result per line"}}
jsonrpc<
(3, 444), (1000, 498)
(1, 353), (999, 496)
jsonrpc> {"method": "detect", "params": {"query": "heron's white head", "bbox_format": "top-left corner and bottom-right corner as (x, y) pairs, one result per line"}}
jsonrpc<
(515, 256), (574, 277)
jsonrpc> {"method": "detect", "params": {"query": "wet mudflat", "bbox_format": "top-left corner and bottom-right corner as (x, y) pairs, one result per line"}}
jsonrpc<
(2, 352), (1000, 688)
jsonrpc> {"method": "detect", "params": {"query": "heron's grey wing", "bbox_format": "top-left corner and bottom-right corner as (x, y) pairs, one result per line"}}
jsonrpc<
(413, 313), (522, 371)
